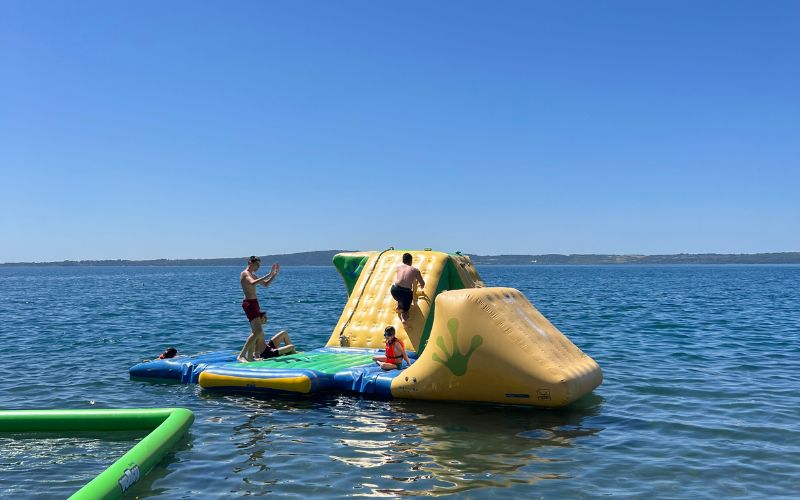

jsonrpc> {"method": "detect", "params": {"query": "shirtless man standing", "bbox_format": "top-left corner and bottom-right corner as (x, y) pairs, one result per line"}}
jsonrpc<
(239, 256), (280, 362)
(390, 253), (425, 328)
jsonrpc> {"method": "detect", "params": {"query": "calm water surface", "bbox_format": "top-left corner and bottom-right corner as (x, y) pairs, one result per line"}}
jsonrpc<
(1, 265), (798, 498)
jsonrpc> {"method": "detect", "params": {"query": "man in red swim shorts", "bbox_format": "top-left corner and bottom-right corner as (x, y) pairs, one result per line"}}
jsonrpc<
(238, 256), (280, 362)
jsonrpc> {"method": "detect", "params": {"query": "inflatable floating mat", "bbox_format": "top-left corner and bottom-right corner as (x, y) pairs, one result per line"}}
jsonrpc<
(199, 348), (415, 394)
(129, 351), (237, 383)
(0, 408), (194, 500)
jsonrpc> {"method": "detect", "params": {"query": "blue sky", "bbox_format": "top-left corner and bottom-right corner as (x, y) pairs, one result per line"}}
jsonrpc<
(1, 1), (798, 262)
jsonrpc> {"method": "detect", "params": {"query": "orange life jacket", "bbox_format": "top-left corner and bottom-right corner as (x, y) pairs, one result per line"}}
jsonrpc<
(385, 338), (405, 366)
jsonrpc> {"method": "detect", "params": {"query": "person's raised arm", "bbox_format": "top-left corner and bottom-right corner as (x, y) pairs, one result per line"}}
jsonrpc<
(243, 269), (275, 287)
(260, 263), (280, 287)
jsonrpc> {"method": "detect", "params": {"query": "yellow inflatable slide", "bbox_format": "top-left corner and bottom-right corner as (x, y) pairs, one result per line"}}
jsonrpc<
(392, 287), (603, 407)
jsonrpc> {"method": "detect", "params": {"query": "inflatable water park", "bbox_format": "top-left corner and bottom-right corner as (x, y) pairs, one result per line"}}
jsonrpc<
(131, 249), (603, 408)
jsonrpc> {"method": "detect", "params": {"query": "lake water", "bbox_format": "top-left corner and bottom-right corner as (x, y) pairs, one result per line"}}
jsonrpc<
(1, 265), (798, 498)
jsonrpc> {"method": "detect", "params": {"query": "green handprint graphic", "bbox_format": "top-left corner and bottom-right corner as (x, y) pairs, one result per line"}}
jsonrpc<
(432, 318), (483, 376)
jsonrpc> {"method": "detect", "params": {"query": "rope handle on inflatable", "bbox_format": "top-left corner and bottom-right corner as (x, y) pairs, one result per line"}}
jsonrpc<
(339, 246), (394, 346)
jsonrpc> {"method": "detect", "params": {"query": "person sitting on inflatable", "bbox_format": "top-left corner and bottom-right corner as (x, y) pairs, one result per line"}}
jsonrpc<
(257, 313), (296, 359)
(373, 326), (411, 370)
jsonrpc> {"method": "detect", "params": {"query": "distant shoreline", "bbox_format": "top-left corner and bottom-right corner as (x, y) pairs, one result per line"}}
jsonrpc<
(2, 250), (799, 266)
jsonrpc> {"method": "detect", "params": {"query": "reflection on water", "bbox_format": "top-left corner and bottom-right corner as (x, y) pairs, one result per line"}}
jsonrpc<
(400, 399), (603, 494)
(212, 391), (605, 496)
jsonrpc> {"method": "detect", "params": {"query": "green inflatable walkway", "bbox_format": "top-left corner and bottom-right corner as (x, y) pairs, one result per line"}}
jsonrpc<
(0, 408), (194, 499)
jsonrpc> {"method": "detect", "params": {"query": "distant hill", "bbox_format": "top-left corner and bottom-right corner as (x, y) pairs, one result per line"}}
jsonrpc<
(467, 252), (800, 265)
(2, 250), (799, 266)
(0, 250), (351, 267)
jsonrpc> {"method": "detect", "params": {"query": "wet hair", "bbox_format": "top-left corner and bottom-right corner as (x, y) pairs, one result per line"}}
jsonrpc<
(384, 325), (396, 336)
(159, 347), (178, 359)
(248, 256), (261, 264)
(402, 253), (412, 265)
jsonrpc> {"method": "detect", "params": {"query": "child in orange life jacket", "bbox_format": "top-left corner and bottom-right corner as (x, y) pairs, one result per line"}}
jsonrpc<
(373, 326), (411, 370)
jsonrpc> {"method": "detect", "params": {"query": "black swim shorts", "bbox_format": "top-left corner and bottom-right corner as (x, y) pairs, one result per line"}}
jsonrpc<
(260, 340), (279, 359)
(391, 284), (413, 312)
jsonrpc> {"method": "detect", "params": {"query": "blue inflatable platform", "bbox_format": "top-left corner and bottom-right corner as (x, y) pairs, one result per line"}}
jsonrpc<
(130, 348), (415, 396)
(129, 351), (237, 384)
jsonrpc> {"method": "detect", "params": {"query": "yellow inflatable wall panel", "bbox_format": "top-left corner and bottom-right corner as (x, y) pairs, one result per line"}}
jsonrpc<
(391, 287), (602, 407)
(325, 250), (451, 352)
(450, 254), (484, 288)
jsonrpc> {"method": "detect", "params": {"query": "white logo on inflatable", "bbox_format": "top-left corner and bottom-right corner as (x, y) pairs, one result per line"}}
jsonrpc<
(118, 464), (141, 492)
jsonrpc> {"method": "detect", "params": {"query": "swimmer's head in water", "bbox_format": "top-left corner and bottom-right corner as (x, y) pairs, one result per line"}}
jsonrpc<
(159, 347), (177, 359)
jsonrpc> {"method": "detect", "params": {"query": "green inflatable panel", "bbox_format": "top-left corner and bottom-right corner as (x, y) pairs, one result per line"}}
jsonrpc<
(233, 351), (376, 373)
(0, 408), (194, 499)
(333, 253), (371, 295)
(199, 350), (379, 393)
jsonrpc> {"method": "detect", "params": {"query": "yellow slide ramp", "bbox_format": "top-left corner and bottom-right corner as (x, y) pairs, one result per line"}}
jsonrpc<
(391, 287), (603, 407)
(326, 250), (456, 352)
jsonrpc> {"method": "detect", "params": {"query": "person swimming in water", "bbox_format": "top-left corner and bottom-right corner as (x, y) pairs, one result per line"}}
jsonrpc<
(158, 347), (177, 359)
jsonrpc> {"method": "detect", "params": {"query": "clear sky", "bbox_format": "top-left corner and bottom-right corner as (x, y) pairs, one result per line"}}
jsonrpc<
(1, 1), (798, 262)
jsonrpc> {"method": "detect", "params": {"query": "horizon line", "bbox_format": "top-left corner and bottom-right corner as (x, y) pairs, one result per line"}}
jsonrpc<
(3, 249), (800, 266)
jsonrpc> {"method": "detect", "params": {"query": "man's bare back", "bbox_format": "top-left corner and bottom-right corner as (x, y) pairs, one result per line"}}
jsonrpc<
(395, 263), (425, 289)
